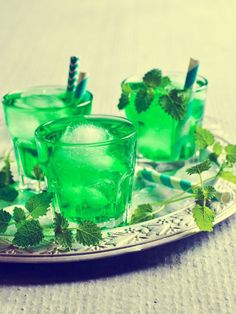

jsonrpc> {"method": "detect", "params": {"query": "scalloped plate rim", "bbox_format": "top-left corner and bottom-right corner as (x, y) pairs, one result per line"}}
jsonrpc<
(0, 198), (235, 263)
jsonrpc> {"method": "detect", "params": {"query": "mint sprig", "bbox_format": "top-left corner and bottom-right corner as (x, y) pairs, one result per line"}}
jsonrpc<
(117, 68), (188, 120)
(195, 126), (236, 184)
(0, 190), (103, 249)
(130, 126), (236, 232)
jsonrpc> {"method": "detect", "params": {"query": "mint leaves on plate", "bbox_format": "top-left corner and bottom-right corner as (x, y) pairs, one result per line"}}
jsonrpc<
(130, 126), (236, 232)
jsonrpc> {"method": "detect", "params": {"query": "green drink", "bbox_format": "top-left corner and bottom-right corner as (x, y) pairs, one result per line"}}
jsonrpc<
(2, 86), (93, 188)
(118, 70), (207, 163)
(35, 115), (136, 227)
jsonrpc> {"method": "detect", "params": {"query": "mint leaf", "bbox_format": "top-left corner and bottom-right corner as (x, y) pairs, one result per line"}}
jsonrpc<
(213, 142), (223, 157)
(76, 221), (102, 246)
(186, 159), (211, 175)
(13, 207), (26, 226)
(159, 89), (187, 120)
(195, 126), (214, 149)
(122, 83), (132, 94)
(0, 186), (18, 202)
(218, 171), (236, 185)
(13, 220), (44, 247)
(130, 204), (154, 224)
(53, 213), (73, 249)
(160, 76), (171, 88)
(193, 186), (217, 206)
(225, 144), (236, 163)
(0, 209), (11, 233)
(0, 172), (5, 188)
(193, 205), (215, 232)
(32, 165), (44, 181)
(1, 153), (15, 186)
(118, 93), (129, 110)
(135, 89), (154, 113)
(143, 69), (162, 88)
(204, 186), (217, 200)
(25, 192), (52, 219)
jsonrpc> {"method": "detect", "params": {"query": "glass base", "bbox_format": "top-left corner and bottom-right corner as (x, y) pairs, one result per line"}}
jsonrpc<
(98, 212), (127, 229)
(18, 175), (46, 192)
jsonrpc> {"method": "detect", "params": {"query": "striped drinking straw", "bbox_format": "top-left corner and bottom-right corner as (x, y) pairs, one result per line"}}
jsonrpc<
(138, 168), (232, 203)
(66, 56), (80, 93)
(139, 168), (193, 193)
(182, 58), (200, 126)
(184, 58), (199, 89)
(75, 72), (88, 99)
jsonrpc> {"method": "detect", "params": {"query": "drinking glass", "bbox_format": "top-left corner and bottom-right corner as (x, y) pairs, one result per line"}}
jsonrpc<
(35, 115), (136, 228)
(2, 86), (93, 189)
(122, 73), (208, 165)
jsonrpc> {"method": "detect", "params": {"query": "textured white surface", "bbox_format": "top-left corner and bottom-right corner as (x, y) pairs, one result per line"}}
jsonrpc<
(0, 0), (236, 313)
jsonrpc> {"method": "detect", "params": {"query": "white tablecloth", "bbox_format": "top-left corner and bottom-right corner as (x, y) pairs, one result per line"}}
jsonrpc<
(0, 1), (236, 313)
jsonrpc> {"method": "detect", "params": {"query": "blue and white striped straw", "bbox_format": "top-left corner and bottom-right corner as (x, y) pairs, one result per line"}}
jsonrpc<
(183, 58), (200, 123)
(66, 56), (80, 93)
(184, 58), (199, 89)
(75, 72), (88, 99)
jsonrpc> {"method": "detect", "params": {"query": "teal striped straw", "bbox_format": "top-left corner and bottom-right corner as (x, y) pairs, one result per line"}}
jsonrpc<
(181, 58), (200, 144)
(184, 57), (199, 89)
(66, 56), (79, 93)
(139, 168), (193, 193)
(138, 168), (231, 203)
(75, 72), (88, 99)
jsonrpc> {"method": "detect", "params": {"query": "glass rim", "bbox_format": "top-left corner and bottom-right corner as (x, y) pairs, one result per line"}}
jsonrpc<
(35, 114), (136, 148)
(2, 85), (93, 112)
(122, 71), (208, 92)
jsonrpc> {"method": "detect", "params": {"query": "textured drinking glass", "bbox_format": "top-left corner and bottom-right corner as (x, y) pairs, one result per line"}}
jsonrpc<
(123, 73), (207, 163)
(35, 115), (136, 227)
(2, 86), (93, 189)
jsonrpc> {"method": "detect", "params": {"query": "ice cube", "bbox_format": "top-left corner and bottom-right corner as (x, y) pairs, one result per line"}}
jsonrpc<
(15, 95), (65, 109)
(61, 123), (113, 144)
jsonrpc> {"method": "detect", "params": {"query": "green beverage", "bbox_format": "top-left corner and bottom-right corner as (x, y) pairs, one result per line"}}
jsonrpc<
(35, 115), (136, 227)
(118, 70), (207, 163)
(2, 86), (93, 188)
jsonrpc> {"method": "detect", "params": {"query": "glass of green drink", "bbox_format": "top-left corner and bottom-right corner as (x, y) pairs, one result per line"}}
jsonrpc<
(35, 115), (136, 227)
(2, 86), (93, 189)
(118, 70), (207, 166)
